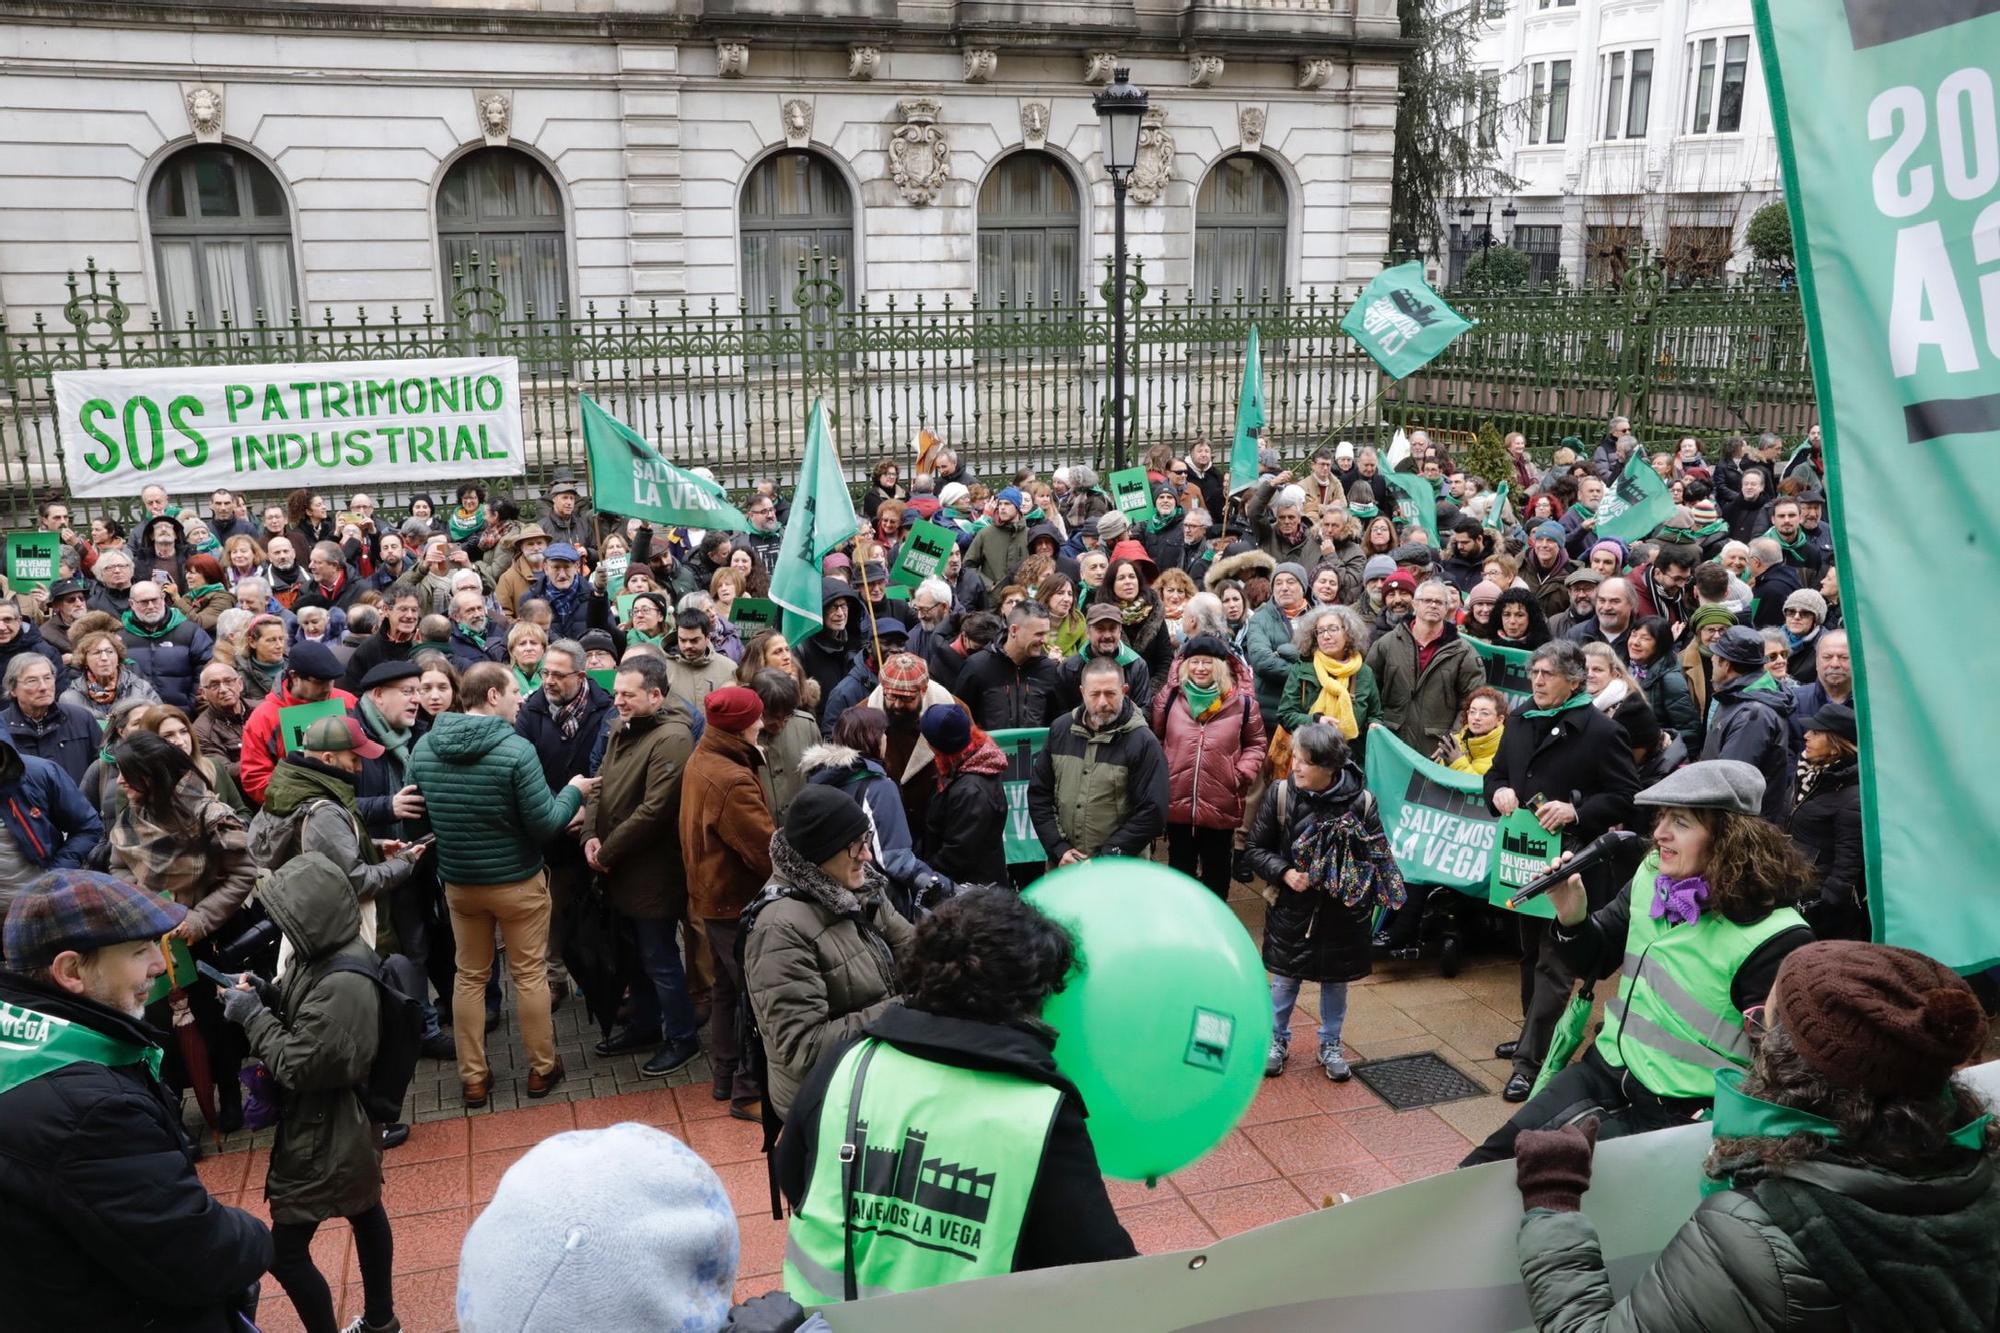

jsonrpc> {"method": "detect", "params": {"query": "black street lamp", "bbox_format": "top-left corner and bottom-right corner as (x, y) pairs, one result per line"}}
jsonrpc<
(1095, 65), (1147, 472)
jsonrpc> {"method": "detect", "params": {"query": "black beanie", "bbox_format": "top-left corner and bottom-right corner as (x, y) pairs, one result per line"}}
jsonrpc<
(784, 785), (872, 865)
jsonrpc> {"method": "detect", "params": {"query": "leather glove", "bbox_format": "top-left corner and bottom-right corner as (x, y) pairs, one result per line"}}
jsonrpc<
(1514, 1116), (1600, 1213)
(220, 983), (267, 1027)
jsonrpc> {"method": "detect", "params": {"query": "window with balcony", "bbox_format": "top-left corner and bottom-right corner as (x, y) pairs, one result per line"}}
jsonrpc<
(1687, 35), (1751, 134)
(149, 146), (298, 326)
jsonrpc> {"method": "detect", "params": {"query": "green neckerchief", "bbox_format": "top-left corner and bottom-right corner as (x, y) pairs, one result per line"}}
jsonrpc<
(1764, 526), (1812, 562)
(1703, 1067), (1990, 1196)
(1143, 506), (1184, 535)
(513, 663), (542, 697)
(627, 626), (664, 647)
(1522, 690), (1593, 720)
(1350, 502), (1379, 520)
(0, 997), (161, 1098)
(183, 582), (225, 602)
(458, 625), (488, 650)
(191, 536), (222, 556)
(120, 607), (188, 640)
(1025, 505), (1047, 523)
(1569, 503), (1596, 522)
(447, 504), (487, 543)
(358, 695), (414, 771)
(1182, 677), (1223, 718)
(1658, 520), (1728, 545)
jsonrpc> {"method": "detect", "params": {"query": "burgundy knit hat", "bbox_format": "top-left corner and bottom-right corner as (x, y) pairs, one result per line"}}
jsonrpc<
(1774, 941), (1988, 1098)
(704, 686), (764, 733)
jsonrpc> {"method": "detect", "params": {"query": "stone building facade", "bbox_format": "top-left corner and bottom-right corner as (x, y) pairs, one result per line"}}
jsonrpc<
(0, 0), (1408, 331)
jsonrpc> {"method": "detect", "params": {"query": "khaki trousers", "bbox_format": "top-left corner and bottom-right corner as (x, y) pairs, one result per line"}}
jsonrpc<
(446, 871), (557, 1084)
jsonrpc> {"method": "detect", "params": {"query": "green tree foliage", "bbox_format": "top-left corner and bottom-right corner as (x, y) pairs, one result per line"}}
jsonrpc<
(1389, 0), (1523, 260)
(1745, 201), (1795, 274)
(1457, 420), (1514, 495)
(1460, 244), (1531, 290)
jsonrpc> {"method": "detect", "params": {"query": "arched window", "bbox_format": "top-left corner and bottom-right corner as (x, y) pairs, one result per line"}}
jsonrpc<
(148, 146), (298, 326)
(1194, 155), (1288, 301)
(437, 148), (569, 321)
(977, 152), (1082, 310)
(740, 151), (855, 318)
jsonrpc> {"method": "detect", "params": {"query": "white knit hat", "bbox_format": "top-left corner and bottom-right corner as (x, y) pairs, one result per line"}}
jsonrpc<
(457, 1124), (738, 1332)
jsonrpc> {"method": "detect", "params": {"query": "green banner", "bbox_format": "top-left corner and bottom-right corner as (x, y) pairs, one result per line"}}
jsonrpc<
(586, 668), (617, 693)
(1382, 470), (1439, 546)
(5, 532), (62, 592)
(731, 596), (779, 633)
(990, 727), (1049, 866)
(1340, 263), (1474, 379)
(1229, 325), (1265, 493)
(1468, 638), (1532, 707)
(579, 393), (751, 531)
(888, 518), (955, 589)
(1109, 467), (1153, 521)
(1362, 724), (1494, 892)
(599, 553), (629, 598)
(1483, 481), (1509, 533)
(1753, 0), (2000, 969)
(770, 400), (860, 649)
(1488, 808), (1559, 920)
(276, 699), (347, 755)
(1593, 451), (1677, 545)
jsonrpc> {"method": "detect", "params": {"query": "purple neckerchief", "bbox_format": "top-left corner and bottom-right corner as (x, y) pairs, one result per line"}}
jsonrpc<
(1650, 873), (1711, 926)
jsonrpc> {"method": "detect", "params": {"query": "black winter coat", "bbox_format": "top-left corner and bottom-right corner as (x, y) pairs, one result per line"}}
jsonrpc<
(1789, 760), (1864, 916)
(1750, 563), (1803, 629)
(3, 699), (102, 787)
(1484, 699), (1640, 848)
(1702, 673), (1796, 819)
(0, 624), (68, 690)
(956, 645), (1064, 731)
(0, 974), (272, 1332)
(1245, 766), (1386, 984)
(122, 616), (214, 710)
(776, 1003), (1136, 1273)
(516, 680), (616, 789)
(921, 746), (1009, 886)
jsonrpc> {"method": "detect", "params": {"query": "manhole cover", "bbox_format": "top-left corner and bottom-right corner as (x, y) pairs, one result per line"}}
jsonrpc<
(1352, 1052), (1487, 1111)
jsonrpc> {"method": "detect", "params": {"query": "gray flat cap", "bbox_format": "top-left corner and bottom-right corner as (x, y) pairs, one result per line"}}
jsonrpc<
(1633, 759), (1766, 816)
(1711, 624), (1767, 668)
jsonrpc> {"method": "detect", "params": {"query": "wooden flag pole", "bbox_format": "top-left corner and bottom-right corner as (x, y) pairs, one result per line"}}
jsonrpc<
(856, 551), (885, 668)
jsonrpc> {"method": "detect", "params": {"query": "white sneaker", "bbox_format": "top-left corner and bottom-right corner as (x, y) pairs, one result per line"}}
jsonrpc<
(1265, 1035), (1289, 1077)
(1318, 1042), (1351, 1083)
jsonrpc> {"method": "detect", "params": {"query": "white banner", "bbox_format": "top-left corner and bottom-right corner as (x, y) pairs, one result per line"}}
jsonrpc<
(826, 1060), (2000, 1331)
(51, 355), (525, 499)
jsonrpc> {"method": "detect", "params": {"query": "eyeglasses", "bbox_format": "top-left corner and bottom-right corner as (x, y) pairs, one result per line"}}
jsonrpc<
(1742, 1004), (1770, 1043)
(1764, 651), (1788, 665)
(1783, 608), (1815, 620)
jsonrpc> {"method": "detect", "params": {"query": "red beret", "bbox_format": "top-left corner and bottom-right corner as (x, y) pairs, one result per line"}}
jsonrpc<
(704, 685), (764, 732)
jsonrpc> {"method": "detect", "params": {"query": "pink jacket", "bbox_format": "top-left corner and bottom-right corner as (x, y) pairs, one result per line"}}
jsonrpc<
(1149, 655), (1268, 829)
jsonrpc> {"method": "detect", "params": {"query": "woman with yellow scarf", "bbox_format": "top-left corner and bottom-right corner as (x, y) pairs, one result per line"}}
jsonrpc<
(1278, 604), (1380, 759)
(1437, 685), (1507, 775)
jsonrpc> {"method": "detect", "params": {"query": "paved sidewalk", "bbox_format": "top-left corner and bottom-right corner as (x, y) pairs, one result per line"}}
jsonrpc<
(199, 894), (1531, 1332)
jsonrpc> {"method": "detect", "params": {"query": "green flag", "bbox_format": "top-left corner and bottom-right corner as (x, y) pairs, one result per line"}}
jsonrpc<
(1594, 451), (1677, 544)
(1467, 637), (1532, 707)
(1229, 325), (1266, 493)
(1382, 469), (1439, 546)
(1754, 0), (2000, 969)
(579, 393), (750, 531)
(1340, 263), (1474, 379)
(1483, 481), (1510, 533)
(770, 400), (860, 647)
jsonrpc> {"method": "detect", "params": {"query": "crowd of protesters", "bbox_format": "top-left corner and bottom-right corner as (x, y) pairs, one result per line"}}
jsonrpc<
(0, 422), (1992, 1331)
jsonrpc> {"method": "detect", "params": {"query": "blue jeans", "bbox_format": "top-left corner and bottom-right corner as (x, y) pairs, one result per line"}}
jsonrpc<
(629, 916), (700, 1044)
(1269, 975), (1347, 1049)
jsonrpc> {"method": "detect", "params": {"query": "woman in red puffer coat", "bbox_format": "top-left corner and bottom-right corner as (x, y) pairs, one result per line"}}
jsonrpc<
(1150, 634), (1267, 899)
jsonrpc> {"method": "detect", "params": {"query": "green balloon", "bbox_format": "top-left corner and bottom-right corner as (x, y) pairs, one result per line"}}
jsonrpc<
(1025, 859), (1272, 1181)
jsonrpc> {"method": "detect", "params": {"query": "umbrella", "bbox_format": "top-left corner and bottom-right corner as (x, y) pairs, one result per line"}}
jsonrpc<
(1529, 980), (1597, 1101)
(557, 879), (634, 1041)
(160, 939), (224, 1150)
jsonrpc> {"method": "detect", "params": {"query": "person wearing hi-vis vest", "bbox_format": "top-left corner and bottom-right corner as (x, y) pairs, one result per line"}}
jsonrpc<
(775, 886), (1135, 1304)
(1462, 760), (1816, 1166)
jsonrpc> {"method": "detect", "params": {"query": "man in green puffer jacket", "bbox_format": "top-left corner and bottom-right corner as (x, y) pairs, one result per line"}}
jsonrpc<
(406, 661), (594, 1108)
(1512, 940), (2000, 1333)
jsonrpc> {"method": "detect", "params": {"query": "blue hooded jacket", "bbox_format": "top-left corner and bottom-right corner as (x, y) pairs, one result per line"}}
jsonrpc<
(0, 728), (102, 872)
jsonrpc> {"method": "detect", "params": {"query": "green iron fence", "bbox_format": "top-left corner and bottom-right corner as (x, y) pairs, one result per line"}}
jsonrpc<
(0, 252), (1815, 526)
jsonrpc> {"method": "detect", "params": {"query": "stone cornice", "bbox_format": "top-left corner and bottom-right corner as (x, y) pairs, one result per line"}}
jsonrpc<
(0, 0), (1414, 62)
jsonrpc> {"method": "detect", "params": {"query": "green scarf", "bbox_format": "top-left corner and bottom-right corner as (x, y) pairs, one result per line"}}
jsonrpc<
(1143, 505), (1184, 536)
(358, 695), (414, 772)
(627, 626), (664, 647)
(447, 504), (487, 543)
(1764, 526), (1812, 563)
(0, 997), (161, 1098)
(1181, 677), (1222, 719)
(1569, 503), (1596, 522)
(1350, 502), (1380, 520)
(241, 653), (285, 694)
(513, 664), (542, 697)
(1703, 1068), (1990, 1196)
(191, 536), (222, 556)
(1522, 690), (1593, 720)
(120, 607), (188, 640)
(183, 582), (225, 603)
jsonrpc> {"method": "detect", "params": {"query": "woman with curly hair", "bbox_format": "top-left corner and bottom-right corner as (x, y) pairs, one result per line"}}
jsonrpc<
(1277, 603), (1380, 752)
(737, 628), (822, 716)
(1492, 586), (1552, 650)
(862, 457), (906, 519)
(1463, 759), (1817, 1165)
(59, 628), (160, 723)
(1512, 940), (1999, 1332)
(774, 885), (1136, 1295)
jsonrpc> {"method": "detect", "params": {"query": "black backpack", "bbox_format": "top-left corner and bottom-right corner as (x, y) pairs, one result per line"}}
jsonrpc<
(318, 954), (426, 1124)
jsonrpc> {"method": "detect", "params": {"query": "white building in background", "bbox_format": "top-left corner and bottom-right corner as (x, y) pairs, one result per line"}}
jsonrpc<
(1451, 0), (1781, 286)
(0, 0), (1407, 335)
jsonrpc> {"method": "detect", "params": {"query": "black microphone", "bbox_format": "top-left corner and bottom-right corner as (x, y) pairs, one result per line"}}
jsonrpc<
(1504, 829), (1646, 910)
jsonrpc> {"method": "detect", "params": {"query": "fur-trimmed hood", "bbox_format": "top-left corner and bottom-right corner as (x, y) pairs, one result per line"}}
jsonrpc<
(1204, 546), (1277, 590)
(798, 740), (875, 780)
